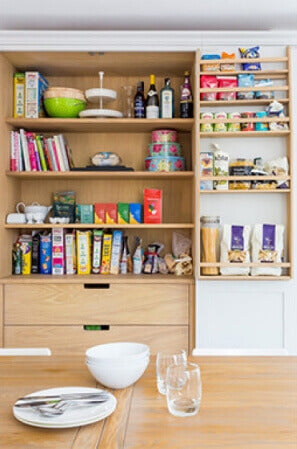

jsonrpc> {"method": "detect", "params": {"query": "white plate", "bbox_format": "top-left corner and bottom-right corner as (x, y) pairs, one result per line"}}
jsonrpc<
(13, 387), (117, 429)
(85, 88), (117, 104)
(79, 109), (123, 118)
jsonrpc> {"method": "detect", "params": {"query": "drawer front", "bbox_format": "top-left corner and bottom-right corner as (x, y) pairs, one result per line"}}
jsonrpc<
(4, 284), (188, 325)
(4, 325), (189, 355)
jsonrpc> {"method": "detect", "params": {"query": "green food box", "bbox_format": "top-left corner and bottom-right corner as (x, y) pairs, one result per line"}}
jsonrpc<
(118, 203), (129, 224)
(76, 204), (94, 224)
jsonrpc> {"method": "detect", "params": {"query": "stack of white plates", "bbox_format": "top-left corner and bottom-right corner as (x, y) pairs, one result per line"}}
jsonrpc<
(13, 387), (117, 429)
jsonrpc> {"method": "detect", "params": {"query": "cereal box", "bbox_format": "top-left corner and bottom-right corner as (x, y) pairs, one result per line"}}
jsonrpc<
(110, 230), (123, 275)
(76, 230), (92, 275)
(25, 72), (49, 118)
(40, 233), (52, 274)
(118, 203), (129, 224)
(94, 203), (105, 224)
(129, 203), (142, 224)
(143, 189), (162, 224)
(105, 203), (117, 224)
(13, 73), (25, 118)
(92, 230), (103, 274)
(100, 233), (112, 274)
(65, 232), (76, 275)
(52, 228), (65, 275)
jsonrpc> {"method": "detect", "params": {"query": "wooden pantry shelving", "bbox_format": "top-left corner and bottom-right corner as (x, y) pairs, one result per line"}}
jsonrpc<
(0, 50), (199, 354)
(197, 46), (293, 280)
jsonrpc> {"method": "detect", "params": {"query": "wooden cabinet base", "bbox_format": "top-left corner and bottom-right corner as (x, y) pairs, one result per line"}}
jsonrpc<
(4, 325), (189, 355)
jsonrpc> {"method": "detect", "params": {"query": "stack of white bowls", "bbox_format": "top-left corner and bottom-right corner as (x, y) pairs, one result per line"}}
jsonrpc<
(85, 342), (150, 389)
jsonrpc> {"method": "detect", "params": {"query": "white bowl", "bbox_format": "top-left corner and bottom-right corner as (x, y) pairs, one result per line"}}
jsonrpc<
(86, 342), (149, 363)
(85, 342), (150, 389)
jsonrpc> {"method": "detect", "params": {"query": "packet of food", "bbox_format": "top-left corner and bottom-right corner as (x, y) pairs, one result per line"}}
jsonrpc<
(239, 46), (261, 71)
(220, 52), (235, 72)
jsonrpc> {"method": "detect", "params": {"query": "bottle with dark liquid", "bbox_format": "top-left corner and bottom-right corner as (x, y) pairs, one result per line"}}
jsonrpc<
(134, 81), (145, 118)
(146, 74), (159, 119)
(180, 71), (193, 118)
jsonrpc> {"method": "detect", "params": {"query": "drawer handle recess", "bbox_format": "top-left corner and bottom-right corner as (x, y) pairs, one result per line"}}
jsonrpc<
(84, 283), (110, 289)
(83, 325), (110, 331)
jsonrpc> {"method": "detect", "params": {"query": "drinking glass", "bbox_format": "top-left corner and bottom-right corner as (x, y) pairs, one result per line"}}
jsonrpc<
(156, 349), (187, 395)
(166, 362), (202, 417)
(121, 86), (134, 118)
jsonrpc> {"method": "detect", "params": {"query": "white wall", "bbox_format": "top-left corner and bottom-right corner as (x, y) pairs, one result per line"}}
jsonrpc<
(196, 45), (297, 354)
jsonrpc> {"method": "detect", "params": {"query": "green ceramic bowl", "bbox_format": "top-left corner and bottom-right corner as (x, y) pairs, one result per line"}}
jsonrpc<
(44, 97), (86, 118)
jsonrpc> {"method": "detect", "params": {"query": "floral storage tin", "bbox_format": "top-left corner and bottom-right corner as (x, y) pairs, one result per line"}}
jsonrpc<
(145, 156), (185, 172)
(148, 142), (182, 157)
(151, 129), (178, 143)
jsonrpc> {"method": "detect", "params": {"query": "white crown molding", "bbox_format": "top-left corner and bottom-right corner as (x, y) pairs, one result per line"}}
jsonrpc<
(0, 30), (296, 51)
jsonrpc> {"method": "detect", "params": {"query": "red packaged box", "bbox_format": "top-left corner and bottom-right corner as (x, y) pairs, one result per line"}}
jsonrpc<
(94, 203), (105, 224)
(144, 189), (162, 224)
(105, 203), (117, 224)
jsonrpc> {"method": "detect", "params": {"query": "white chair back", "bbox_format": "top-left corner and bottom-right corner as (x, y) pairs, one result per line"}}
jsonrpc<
(193, 348), (289, 356)
(0, 348), (52, 356)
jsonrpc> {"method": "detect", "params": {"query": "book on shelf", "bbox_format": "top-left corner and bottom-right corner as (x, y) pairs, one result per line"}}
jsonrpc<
(9, 131), (75, 172)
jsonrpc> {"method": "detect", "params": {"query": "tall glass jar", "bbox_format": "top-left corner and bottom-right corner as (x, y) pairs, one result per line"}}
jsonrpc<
(200, 216), (220, 275)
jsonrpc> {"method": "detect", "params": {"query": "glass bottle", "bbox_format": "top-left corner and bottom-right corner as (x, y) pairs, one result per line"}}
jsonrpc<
(146, 74), (159, 119)
(134, 81), (145, 118)
(180, 71), (193, 118)
(160, 77), (174, 118)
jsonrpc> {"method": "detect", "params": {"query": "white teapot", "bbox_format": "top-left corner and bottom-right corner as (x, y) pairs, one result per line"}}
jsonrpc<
(16, 202), (52, 224)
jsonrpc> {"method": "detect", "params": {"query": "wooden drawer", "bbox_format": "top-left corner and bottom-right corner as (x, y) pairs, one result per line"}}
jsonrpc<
(4, 325), (189, 355)
(4, 283), (188, 325)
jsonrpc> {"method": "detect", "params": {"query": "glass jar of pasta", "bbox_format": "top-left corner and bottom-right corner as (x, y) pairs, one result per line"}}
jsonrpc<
(201, 216), (220, 275)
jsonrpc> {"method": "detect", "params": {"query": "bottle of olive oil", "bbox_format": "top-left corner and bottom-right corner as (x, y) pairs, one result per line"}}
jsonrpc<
(160, 78), (174, 118)
(146, 74), (159, 119)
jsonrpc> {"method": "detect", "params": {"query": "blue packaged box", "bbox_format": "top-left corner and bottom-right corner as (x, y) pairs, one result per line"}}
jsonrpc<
(40, 233), (52, 274)
(129, 203), (142, 224)
(25, 72), (49, 118)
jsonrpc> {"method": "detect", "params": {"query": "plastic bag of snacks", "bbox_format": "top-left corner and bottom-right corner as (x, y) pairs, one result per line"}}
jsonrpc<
(200, 112), (213, 132)
(200, 75), (218, 101)
(213, 111), (227, 132)
(201, 54), (220, 72)
(237, 74), (255, 99)
(241, 112), (256, 131)
(220, 224), (251, 276)
(213, 143), (229, 190)
(255, 111), (268, 131)
(255, 79), (274, 99)
(251, 224), (284, 276)
(239, 46), (261, 71)
(220, 52), (235, 72)
(264, 156), (289, 188)
(217, 76), (237, 100)
(227, 112), (241, 131)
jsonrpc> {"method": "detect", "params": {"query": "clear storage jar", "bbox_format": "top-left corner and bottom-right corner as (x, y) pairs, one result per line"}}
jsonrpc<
(201, 216), (220, 275)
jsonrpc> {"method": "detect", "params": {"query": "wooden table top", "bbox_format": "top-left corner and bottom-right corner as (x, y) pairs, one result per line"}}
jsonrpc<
(0, 356), (296, 449)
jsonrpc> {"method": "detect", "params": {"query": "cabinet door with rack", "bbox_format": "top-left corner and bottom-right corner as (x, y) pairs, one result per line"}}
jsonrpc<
(197, 46), (293, 281)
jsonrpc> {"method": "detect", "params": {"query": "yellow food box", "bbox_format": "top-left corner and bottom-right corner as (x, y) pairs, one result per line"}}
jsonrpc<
(14, 73), (25, 118)
(100, 233), (112, 274)
(76, 230), (92, 275)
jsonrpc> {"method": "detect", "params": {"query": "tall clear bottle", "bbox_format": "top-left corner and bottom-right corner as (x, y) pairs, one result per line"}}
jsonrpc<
(146, 74), (159, 119)
(160, 77), (174, 118)
(180, 71), (193, 118)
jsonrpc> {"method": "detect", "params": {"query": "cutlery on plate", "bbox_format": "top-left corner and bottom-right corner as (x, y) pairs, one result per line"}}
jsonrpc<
(17, 392), (109, 402)
(15, 398), (109, 408)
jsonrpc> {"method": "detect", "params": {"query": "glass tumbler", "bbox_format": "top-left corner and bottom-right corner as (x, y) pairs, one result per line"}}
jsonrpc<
(166, 362), (202, 417)
(121, 85), (134, 118)
(156, 349), (187, 395)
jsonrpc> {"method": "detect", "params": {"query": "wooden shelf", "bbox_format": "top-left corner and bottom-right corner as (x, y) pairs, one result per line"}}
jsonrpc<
(199, 117), (289, 124)
(200, 99), (289, 107)
(6, 118), (194, 133)
(0, 274), (194, 284)
(200, 189), (290, 194)
(200, 130), (290, 138)
(200, 86), (288, 94)
(200, 176), (290, 181)
(6, 171), (194, 180)
(199, 56), (288, 64)
(200, 70), (288, 79)
(198, 275), (291, 281)
(4, 223), (195, 229)
(200, 262), (290, 268)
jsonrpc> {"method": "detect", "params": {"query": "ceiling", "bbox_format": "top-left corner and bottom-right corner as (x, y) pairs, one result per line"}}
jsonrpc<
(1, 0), (296, 31)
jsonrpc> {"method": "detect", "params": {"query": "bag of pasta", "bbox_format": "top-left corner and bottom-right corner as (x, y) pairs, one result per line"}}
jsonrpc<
(251, 224), (284, 276)
(220, 224), (251, 275)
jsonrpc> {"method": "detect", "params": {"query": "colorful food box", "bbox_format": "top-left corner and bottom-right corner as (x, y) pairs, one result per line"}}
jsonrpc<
(144, 189), (162, 224)
(52, 228), (65, 275)
(92, 230), (103, 274)
(129, 203), (142, 224)
(118, 203), (129, 224)
(13, 73), (25, 118)
(200, 152), (213, 191)
(40, 233), (52, 274)
(25, 71), (49, 118)
(105, 203), (117, 224)
(65, 232), (76, 275)
(94, 203), (105, 224)
(100, 233), (112, 274)
(76, 204), (94, 224)
(76, 230), (92, 275)
(110, 230), (123, 275)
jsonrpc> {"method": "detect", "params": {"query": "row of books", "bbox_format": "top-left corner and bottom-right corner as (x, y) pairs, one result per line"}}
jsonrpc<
(14, 72), (48, 118)
(10, 130), (74, 172)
